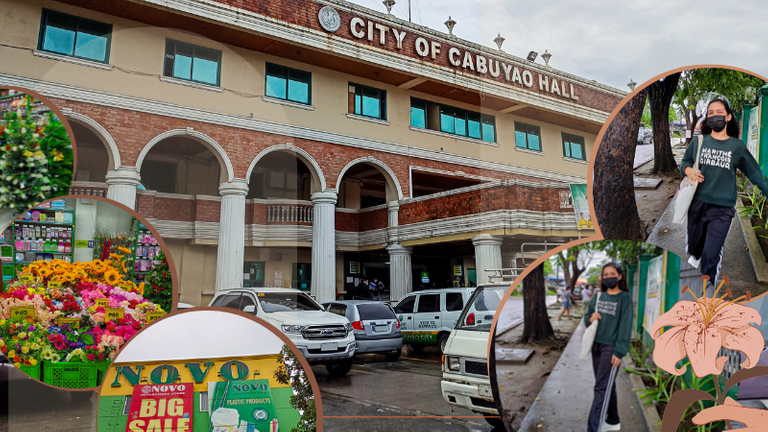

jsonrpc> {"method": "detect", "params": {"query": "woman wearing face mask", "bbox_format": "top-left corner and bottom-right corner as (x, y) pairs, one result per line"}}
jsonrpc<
(583, 262), (633, 432)
(681, 98), (768, 284)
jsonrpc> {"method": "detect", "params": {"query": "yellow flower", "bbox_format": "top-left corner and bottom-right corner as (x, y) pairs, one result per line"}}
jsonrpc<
(29, 358), (37, 366)
(0, 340), (4, 347)
(51, 149), (64, 162)
(8, 350), (15, 358)
(118, 246), (132, 255)
(13, 362), (20, 368)
(104, 269), (120, 285)
(21, 346), (29, 354)
(18, 332), (26, 339)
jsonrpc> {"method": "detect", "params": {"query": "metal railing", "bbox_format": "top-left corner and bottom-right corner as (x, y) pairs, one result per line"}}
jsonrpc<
(484, 268), (525, 284)
(266, 204), (313, 224)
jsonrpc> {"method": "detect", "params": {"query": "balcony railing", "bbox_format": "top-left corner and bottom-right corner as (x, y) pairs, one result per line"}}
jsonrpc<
(69, 182), (107, 197)
(266, 204), (313, 224)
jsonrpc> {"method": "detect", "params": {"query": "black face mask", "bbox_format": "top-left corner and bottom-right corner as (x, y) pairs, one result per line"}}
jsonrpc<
(603, 277), (619, 289)
(707, 115), (727, 133)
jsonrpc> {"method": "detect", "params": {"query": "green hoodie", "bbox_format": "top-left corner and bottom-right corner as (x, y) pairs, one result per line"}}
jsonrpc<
(680, 135), (768, 207)
(583, 290), (633, 359)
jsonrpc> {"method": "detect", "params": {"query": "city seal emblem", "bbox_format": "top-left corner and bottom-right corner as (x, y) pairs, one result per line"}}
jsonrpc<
(318, 6), (341, 32)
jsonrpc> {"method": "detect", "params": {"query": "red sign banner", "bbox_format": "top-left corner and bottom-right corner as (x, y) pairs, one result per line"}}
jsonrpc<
(126, 382), (194, 432)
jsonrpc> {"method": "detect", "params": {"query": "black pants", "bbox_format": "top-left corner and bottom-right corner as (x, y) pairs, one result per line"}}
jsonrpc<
(587, 343), (620, 432)
(686, 199), (735, 283)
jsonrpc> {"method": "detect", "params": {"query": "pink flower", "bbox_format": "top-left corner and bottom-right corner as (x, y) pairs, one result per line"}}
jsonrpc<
(651, 279), (764, 378)
(693, 396), (768, 429)
(87, 353), (96, 361)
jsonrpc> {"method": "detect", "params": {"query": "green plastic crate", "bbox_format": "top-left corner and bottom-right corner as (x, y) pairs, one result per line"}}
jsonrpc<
(43, 360), (98, 389)
(18, 362), (41, 380)
(95, 360), (112, 385)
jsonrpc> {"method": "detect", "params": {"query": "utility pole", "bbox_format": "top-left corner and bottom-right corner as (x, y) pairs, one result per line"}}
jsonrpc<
(408, 0), (411, 22)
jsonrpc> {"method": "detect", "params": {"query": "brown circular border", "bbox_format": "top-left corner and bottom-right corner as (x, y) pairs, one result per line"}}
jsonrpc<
(93, 306), (325, 431)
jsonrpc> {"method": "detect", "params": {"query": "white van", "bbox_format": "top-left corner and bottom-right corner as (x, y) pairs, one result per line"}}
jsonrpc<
(440, 284), (507, 429)
(392, 287), (475, 353)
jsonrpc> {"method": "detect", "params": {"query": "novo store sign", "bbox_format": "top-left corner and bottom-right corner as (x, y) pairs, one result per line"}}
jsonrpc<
(111, 360), (260, 387)
(318, 6), (580, 101)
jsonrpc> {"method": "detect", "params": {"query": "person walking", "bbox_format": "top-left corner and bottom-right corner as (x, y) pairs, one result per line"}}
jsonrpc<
(557, 286), (572, 321)
(681, 98), (768, 284)
(369, 278), (380, 300)
(356, 278), (370, 300)
(580, 284), (592, 317)
(583, 263), (634, 432)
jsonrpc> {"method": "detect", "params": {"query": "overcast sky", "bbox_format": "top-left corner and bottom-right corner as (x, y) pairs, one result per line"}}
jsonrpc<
(347, 0), (768, 90)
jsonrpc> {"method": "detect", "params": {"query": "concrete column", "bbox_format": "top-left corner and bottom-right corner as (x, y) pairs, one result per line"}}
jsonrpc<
(387, 243), (412, 302)
(311, 190), (338, 304)
(105, 166), (141, 210)
(472, 234), (503, 285)
(215, 180), (249, 292)
(387, 201), (400, 243)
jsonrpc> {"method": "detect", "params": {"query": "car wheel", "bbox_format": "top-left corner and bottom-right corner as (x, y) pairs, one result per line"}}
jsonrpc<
(325, 359), (353, 377)
(385, 349), (401, 361)
(438, 333), (449, 354)
(409, 344), (425, 353)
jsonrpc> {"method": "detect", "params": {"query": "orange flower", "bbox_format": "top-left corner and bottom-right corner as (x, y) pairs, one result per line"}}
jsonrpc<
(651, 278), (764, 378)
(693, 396), (768, 429)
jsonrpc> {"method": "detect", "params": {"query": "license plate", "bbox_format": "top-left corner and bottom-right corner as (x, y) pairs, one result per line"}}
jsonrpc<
(372, 324), (388, 333)
(321, 342), (338, 352)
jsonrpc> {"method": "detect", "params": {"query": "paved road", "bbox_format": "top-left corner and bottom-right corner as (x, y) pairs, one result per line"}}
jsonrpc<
(496, 296), (557, 336)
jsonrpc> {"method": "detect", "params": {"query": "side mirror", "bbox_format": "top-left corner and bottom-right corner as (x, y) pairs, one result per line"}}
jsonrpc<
(243, 305), (256, 314)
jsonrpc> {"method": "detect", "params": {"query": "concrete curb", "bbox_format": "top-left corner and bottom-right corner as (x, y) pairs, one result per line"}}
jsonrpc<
(495, 317), (524, 337)
(623, 357), (661, 432)
(736, 197), (768, 283)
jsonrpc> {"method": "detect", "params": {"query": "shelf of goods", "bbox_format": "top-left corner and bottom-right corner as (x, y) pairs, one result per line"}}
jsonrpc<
(130, 218), (161, 283)
(0, 90), (52, 125)
(1, 201), (74, 290)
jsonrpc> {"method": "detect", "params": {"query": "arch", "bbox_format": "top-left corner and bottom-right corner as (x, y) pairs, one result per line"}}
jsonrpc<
(136, 128), (235, 182)
(61, 109), (121, 170)
(336, 156), (404, 201)
(245, 143), (327, 194)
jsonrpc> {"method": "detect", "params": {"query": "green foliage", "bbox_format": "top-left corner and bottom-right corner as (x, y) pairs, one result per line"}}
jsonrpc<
(143, 249), (173, 312)
(676, 361), (722, 432)
(625, 364), (678, 406)
(274, 344), (316, 432)
(0, 108), (73, 210)
(591, 240), (663, 267)
(542, 258), (553, 277)
(628, 341), (652, 368)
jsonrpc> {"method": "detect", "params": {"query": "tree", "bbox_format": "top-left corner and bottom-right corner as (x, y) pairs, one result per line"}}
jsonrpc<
(518, 262), (554, 343)
(274, 344), (316, 432)
(593, 88), (648, 240)
(144, 249), (173, 312)
(649, 72), (681, 174)
(542, 258), (554, 277)
(675, 69), (766, 146)
(555, 243), (595, 289)
(592, 240), (663, 268)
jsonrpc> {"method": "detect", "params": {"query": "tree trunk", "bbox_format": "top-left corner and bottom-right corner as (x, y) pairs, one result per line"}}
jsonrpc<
(649, 72), (681, 174)
(518, 263), (554, 343)
(594, 89), (648, 241)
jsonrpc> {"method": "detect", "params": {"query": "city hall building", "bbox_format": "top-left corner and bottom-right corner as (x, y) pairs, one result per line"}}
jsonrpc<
(0, 0), (625, 305)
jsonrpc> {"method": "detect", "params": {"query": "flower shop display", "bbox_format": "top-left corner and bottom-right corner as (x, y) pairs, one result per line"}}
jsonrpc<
(0, 250), (168, 388)
(0, 90), (73, 211)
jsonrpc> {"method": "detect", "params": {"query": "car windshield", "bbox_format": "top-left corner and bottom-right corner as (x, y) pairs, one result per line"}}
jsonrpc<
(455, 286), (506, 332)
(257, 292), (323, 312)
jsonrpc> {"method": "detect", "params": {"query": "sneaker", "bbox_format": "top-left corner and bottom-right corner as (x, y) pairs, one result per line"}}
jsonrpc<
(688, 255), (700, 269)
(602, 422), (621, 431)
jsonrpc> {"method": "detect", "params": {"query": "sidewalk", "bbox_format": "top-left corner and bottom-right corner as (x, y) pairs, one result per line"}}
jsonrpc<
(518, 324), (647, 432)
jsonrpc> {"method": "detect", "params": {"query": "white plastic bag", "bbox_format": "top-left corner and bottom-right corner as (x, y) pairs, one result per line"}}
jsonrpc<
(580, 293), (600, 360)
(672, 135), (703, 225)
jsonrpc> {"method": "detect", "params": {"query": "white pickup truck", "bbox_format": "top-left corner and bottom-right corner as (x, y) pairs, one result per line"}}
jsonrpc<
(440, 284), (507, 429)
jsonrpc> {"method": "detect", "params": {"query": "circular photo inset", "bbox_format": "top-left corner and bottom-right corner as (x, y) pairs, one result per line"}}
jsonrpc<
(0, 196), (176, 390)
(98, 309), (320, 432)
(0, 87), (75, 226)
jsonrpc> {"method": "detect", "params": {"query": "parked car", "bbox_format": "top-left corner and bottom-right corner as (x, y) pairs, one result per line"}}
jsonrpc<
(392, 287), (476, 353)
(440, 283), (507, 429)
(638, 126), (653, 145)
(323, 300), (403, 360)
(208, 287), (357, 376)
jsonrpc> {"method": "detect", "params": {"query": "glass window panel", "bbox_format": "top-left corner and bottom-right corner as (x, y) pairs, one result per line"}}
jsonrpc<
(571, 143), (583, 160)
(440, 113), (455, 133)
(77, 19), (109, 37)
(564, 141), (571, 158)
(468, 119), (481, 138)
(354, 94), (361, 115)
(362, 94), (380, 118)
(266, 64), (287, 79)
(528, 133), (540, 150)
(455, 116), (467, 136)
(482, 123), (495, 142)
(410, 106), (426, 128)
(192, 56), (218, 85)
(287, 79), (309, 103)
(515, 131), (527, 148)
(173, 54), (192, 81)
(266, 75), (287, 99)
(43, 26), (76, 55)
(73, 32), (107, 61)
(290, 69), (310, 84)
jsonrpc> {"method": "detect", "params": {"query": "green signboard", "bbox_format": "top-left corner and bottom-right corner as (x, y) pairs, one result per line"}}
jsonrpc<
(208, 379), (278, 432)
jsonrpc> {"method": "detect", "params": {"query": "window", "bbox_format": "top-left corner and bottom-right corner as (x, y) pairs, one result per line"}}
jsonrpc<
(395, 295), (415, 314)
(199, 393), (209, 412)
(562, 133), (586, 160)
(349, 83), (386, 120)
(122, 396), (132, 415)
(265, 63), (311, 105)
(141, 160), (177, 193)
(514, 122), (542, 151)
(291, 263), (312, 291)
(328, 303), (347, 317)
(417, 294), (440, 313)
(219, 294), (244, 310)
(243, 262), (265, 288)
(164, 39), (221, 86)
(357, 304), (396, 320)
(240, 295), (256, 310)
(39, 9), (112, 63)
(445, 292), (464, 312)
(410, 97), (495, 142)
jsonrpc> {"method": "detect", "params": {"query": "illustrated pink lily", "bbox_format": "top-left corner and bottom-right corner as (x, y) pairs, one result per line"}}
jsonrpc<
(693, 396), (768, 430)
(651, 277), (764, 378)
